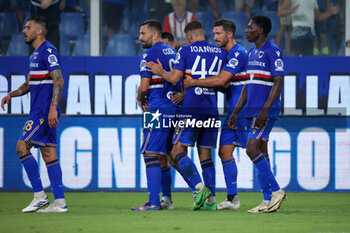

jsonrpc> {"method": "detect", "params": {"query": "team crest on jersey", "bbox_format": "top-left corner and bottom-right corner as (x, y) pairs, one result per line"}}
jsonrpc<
(275, 58), (284, 71)
(48, 54), (59, 67)
(227, 58), (239, 68)
(195, 87), (203, 95)
(258, 51), (264, 58)
(140, 59), (147, 71)
(47, 48), (52, 53)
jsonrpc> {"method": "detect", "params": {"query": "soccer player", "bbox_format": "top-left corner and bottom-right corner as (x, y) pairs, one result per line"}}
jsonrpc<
(228, 16), (287, 213)
(147, 21), (227, 210)
(132, 20), (180, 211)
(161, 32), (176, 49)
(183, 19), (248, 210)
(160, 31), (197, 207)
(1, 17), (67, 213)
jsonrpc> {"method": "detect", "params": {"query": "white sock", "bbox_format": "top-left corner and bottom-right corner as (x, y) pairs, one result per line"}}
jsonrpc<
(195, 182), (204, 192)
(34, 190), (46, 199)
(206, 196), (216, 205)
(162, 196), (172, 202)
(54, 198), (66, 206)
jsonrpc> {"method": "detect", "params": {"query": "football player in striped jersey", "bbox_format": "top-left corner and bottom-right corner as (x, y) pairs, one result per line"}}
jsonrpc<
(228, 16), (287, 213)
(1, 17), (67, 213)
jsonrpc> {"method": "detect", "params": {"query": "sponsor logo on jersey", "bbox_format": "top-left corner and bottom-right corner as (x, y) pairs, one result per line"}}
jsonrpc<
(248, 61), (266, 67)
(235, 52), (240, 57)
(166, 91), (173, 100)
(143, 53), (148, 59)
(47, 48), (52, 53)
(33, 52), (39, 60)
(195, 87), (203, 95)
(30, 63), (39, 68)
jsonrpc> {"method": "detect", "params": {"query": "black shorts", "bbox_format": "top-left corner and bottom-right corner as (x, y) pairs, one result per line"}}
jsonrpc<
(103, 2), (124, 31)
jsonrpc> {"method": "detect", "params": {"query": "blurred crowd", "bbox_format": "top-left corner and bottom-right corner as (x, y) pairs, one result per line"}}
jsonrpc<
(0, 0), (346, 56)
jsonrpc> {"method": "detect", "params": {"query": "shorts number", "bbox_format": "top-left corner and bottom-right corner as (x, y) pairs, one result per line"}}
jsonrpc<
(24, 120), (34, 131)
(251, 118), (257, 129)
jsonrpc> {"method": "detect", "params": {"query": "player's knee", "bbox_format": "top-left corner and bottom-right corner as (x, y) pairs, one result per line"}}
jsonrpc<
(245, 147), (258, 157)
(168, 157), (177, 168)
(16, 143), (28, 157)
(218, 149), (230, 160)
(158, 155), (168, 168)
(16, 146), (25, 157)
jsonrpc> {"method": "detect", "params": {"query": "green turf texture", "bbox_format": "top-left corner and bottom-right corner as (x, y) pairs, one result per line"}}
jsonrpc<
(0, 192), (349, 233)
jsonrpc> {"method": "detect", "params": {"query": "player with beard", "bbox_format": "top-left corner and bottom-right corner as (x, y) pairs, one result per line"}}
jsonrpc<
(132, 20), (185, 210)
(1, 17), (67, 213)
(183, 19), (248, 210)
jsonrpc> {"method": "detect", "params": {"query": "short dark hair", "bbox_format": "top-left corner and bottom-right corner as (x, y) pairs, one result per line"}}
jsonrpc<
(27, 16), (48, 34)
(251, 16), (271, 35)
(184, 21), (203, 33)
(214, 19), (236, 37)
(161, 32), (174, 42)
(141, 19), (162, 34)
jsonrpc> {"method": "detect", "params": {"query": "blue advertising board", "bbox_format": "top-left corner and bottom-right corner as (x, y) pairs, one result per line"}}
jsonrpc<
(0, 56), (349, 192)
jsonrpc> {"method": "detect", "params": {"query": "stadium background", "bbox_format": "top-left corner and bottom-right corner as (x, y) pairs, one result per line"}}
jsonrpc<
(0, 56), (349, 192)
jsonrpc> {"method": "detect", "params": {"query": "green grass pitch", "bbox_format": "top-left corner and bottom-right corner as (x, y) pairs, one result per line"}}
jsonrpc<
(0, 192), (349, 233)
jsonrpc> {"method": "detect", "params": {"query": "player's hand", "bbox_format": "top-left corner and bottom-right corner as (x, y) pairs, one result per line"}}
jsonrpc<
(1, 94), (11, 111)
(255, 109), (268, 129)
(228, 113), (238, 130)
(138, 100), (148, 112)
(183, 75), (194, 89)
(171, 92), (184, 105)
(48, 106), (59, 128)
(146, 59), (164, 76)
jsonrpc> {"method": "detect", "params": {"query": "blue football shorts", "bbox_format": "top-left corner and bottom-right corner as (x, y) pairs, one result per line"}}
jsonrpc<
(18, 114), (57, 148)
(247, 117), (277, 141)
(220, 116), (248, 148)
(141, 127), (174, 156)
(172, 114), (219, 149)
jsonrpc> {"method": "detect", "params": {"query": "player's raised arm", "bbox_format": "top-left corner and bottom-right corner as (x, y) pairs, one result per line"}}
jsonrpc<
(48, 69), (64, 128)
(255, 75), (283, 128)
(146, 58), (183, 84)
(1, 75), (30, 111)
(228, 84), (247, 129)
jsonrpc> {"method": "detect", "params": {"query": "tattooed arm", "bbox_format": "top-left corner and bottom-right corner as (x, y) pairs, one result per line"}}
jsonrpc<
(1, 75), (30, 111)
(48, 69), (64, 128)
